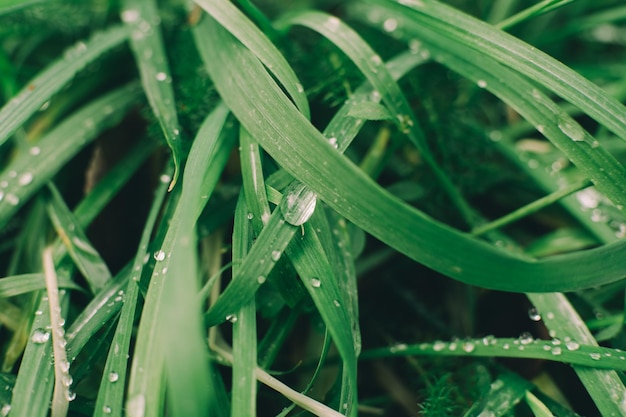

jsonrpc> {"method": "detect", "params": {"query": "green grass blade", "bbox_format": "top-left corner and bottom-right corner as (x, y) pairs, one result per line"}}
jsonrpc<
(194, 0), (310, 119)
(231, 196), (257, 417)
(0, 273), (79, 297)
(463, 371), (530, 417)
(0, 25), (130, 148)
(0, 82), (142, 229)
(0, 0), (50, 15)
(121, 0), (183, 190)
(93, 164), (171, 417)
(46, 185), (112, 294)
(193, 13), (626, 293)
(127, 103), (235, 417)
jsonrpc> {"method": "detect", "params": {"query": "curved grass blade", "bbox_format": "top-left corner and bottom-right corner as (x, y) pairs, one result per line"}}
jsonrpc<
(193, 0), (310, 119)
(194, 13), (626, 293)
(121, 0), (183, 190)
(278, 10), (475, 225)
(93, 164), (171, 417)
(0, 25), (130, 148)
(0, 273), (79, 298)
(127, 103), (235, 417)
(0, 82), (142, 229)
(0, 0), (50, 15)
(358, 0), (626, 146)
(463, 371), (530, 417)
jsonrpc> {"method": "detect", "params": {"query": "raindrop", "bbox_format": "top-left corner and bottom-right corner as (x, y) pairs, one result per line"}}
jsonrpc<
(121, 9), (140, 23)
(226, 314), (238, 323)
(29, 146), (41, 156)
(462, 341), (475, 353)
(153, 250), (166, 261)
(103, 406), (112, 414)
(528, 307), (541, 322)
(5, 194), (18, 206)
(551, 346), (562, 355)
(31, 328), (50, 344)
(589, 352), (601, 360)
(66, 390), (76, 401)
(155, 72), (167, 82)
(433, 341), (446, 352)
(328, 137), (338, 148)
(159, 174), (171, 184)
(279, 182), (317, 226)
(59, 359), (70, 373)
(518, 332), (534, 345)
(557, 115), (586, 142)
(271, 250), (282, 262)
(108, 372), (119, 382)
(325, 16), (341, 32)
(18, 172), (33, 186)
(63, 375), (73, 387)
(477, 80), (487, 88)
(257, 275), (266, 284)
(383, 18), (398, 32)
(566, 341), (580, 351)
(310, 278), (321, 288)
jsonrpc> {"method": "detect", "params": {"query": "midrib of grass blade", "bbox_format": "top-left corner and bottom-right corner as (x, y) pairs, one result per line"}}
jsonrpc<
(278, 10), (475, 226)
(127, 103), (235, 417)
(529, 293), (626, 417)
(350, 4), (626, 211)
(122, 0), (183, 190)
(92, 163), (171, 417)
(0, 82), (143, 229)
(196, 13), (626, 293)
(193, 0), (309, 119)
(0, 273), (79, 297)
(0, 25), (129, 148)
(231, 197), (257, 417)
(362, 0), (626, 147)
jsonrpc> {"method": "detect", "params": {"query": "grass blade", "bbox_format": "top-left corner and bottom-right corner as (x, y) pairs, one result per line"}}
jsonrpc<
(0, 273), (79, 298)
(0, 25), (129, 147)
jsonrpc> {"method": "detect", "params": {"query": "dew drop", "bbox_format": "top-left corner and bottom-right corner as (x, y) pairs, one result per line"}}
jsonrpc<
(296, 83), (304, 93)
(1, 404), (11, 417)
(121, 9), (140, 23)
(31, 328), (50, 344)
(383, 18), (398, 32)
(528, 307), (541, 322)
(279, 182), (317, 226)
(247, 212), (254, 220)
(462, 341), (475, 353)
(370, 54), (383, 67)
(6, 194), (19, 206)
(557, 115), (586, 142)
(66, 390), (76, 401)
(155, 72), (167, 82)
(153, 250), (166, 261)
(477, 79), (487, 88)
(226, 314), (238, 323)
(433, 341), (446, 352)
(310, 278), (321, 288)
(518, 332), (534, 345)
(551, 346), (562, 355)
(257, 275), (266, 284)
(566, 341), (580, 351)
(159, 174), (171, 184)
(271, 250), (282, 262)
(18, 172), (33, 186)
(590, 352), (601, 360)
(29, 146), (41, 155)
(108, 372), (119, 382)
(328, 137), (338, 148)
(103, 405), (112, 414)
(325, 16), (341, 32)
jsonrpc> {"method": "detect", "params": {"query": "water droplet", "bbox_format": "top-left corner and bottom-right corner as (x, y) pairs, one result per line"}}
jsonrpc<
(589, 352), (601, 360)
(159, 174), (171, 184)
(333, 299), (341, 307)
(551, 346), (562, 355)
(565, 340), (580, 351)
(328, 137), (338, 148)
(271, 250), (282, 262)
(65, 390), (76, 401)
(1, 404), (11, 417)
(370, 54), (383, 67)
(296, 83), (304, 93)
(408, 39), (421, 53)
(108, 372), (119, 382)
(433, 341), (446, 352)
(153, 250), (166, 261)
(325, 16), (341, 32)
(226, 314), (238, 323)
(528, 307), (541, 321)
(477, 80), (487, 88)
(103, 405), (112, 414)
(63, 374), (73, 387)
(462, 341), (475, 353)
(247, 212), (254, 220)
(31, 328), (50, 344)
(519, 332), (534, 345)
(127, 394), (146, 417)
(257, 275), (266, 284)
(557, 115), (586, 142)
(156, 72), (167, 82)
(18, 172), (33, 186)
(6, 194), (19, 206)
(310, 278), (321, 288)
(121, 9), (140, 23)
(29, 146), (41, 156)
(502, 343), (510, 350)
(58, 359), (70, 373)
(389, 343), (407, 353)
(383, 18), (398, 32)
(39, 100), (50, 111)
(279, 182), (317, 226)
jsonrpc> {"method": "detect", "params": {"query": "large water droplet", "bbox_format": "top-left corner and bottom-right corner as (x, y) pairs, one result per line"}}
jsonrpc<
(518, 332), (534, 345)
(433, 341), (446, 352)
(557, 115), (586, 142)
(462, 341), (475, 353)
(528, 307), (541, 322)
(566, 341), (580, 351)
(155, 72), (167, 82)
(153, 250), (166, 261)
(310, 278), (321, 288)
(383, 18), (398, 32)
(108, 372), (119, 382)
(31, 328), (50, 344)
(279, 182), (317, 226)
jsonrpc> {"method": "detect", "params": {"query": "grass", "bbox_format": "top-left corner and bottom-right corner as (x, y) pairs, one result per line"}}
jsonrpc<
(1, 0), (626, 416)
